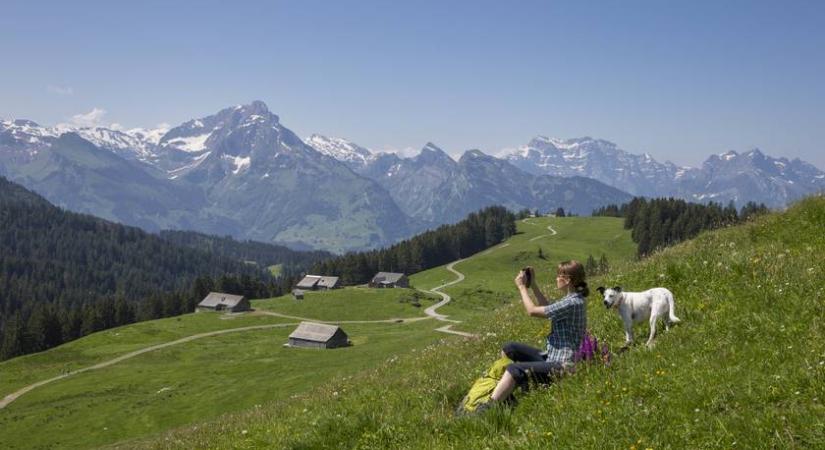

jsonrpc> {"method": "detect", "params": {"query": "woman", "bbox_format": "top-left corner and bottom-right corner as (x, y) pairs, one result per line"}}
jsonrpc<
(487, 260), (589, 405)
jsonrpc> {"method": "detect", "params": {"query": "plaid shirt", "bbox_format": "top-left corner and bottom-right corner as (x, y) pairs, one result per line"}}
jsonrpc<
(543, 292), (587, 365)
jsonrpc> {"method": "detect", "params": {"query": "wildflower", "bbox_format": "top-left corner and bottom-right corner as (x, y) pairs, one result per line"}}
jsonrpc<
(241, 430), (248, 435)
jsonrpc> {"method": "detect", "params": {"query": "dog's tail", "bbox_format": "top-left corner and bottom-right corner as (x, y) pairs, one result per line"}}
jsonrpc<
(667, 290), (681, 323)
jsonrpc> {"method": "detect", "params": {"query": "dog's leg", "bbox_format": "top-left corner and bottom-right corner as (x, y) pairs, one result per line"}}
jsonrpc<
(646, 315), (657, 347)
(623, 318), (634, 349)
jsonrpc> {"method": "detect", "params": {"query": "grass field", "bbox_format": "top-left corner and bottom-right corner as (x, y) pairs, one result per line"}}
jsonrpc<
(0, 313), (294, 397)
(0, 215), (639, 449)
(253, 287), (439, 321)
(129, 197), (824, 449)
(0, 287), (454, 449)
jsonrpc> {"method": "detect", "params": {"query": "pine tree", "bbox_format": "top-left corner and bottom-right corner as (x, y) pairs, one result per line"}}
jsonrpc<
(1, 312), (26, 359)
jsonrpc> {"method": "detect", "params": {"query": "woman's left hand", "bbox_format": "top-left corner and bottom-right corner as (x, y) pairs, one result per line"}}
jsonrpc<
(514, 271), (527, 289)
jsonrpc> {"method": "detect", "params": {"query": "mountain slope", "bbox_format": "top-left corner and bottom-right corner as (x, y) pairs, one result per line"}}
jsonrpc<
(163, 101), (414, 252)
(0, 175), (298, 360)
(138, 194), (824, 449)
(0, 209), (636, 449)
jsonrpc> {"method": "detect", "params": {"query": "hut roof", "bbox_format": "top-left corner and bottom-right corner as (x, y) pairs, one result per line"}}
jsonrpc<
(288, 322), (344, 343)
(317, 276), (339, 288)
(296, 275), (339, 289)
(296, 275), (321, 289)
(198, 292), (246, 308)
(371, 272), (406, 284)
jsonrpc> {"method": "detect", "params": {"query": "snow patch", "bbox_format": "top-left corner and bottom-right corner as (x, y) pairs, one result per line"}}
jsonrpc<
(165, 133), (211, 152)
(223, 154), (251, 175)
(168, 151), (211, 179)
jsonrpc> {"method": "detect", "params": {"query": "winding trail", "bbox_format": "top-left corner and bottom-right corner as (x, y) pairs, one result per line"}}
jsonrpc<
(529, 225), (557, 242)
(419, 243), (511, 338)
(0, 322), (300, 410)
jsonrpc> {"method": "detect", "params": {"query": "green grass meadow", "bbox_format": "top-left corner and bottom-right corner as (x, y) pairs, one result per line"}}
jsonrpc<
(0, 288), (449, 449)
(3, 200), (823, 449)
(254, 287), (439, 321)
(130, 198), (823, 449)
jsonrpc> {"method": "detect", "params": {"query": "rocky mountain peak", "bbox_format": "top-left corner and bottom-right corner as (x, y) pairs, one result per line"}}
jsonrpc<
(416, 143), (454, 165)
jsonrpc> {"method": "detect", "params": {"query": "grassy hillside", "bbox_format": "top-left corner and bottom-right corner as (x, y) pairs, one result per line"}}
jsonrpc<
(134, 197), (824, 449)
(0, 289), (450, 449)
(410, 216), (635, 327)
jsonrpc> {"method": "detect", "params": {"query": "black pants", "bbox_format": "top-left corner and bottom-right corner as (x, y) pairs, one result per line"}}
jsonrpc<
(502, 342), (564, 388)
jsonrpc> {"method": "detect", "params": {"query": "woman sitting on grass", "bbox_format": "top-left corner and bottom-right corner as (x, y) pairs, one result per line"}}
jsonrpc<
(484, 260), (589, 408)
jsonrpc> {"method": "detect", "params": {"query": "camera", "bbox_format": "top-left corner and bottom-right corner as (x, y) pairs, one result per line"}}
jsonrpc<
(522, 266), (533, 288)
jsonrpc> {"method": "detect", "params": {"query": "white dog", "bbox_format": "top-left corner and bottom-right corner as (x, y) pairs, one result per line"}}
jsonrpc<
(597, 286), (681, 347)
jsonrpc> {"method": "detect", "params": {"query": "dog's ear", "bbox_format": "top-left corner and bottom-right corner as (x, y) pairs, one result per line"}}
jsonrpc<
(596, 286), (605, 294)
(613, 286), (622, 292)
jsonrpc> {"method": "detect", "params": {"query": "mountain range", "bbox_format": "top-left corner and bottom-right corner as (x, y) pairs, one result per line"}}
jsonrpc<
(501, 136), (825, 208)
(2, 101), (822, 252)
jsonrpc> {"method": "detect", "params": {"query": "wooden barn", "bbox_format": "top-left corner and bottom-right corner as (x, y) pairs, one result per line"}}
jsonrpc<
(196, 292), (250, 313)
(292, 289), (305, 300)
(287, 322), (349, 349)
(369, 272), (409, 288)
(295, 275), (340, 291)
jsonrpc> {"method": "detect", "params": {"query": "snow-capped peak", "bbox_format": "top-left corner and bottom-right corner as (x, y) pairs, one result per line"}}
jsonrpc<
(719, 150), (738, 161)
(305, 134), (374, 166)
(126, 125), (169, 146)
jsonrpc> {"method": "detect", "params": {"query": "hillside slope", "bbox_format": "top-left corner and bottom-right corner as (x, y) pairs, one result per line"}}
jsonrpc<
(0, 214), (635, 449)
(140, 196), (824, 449)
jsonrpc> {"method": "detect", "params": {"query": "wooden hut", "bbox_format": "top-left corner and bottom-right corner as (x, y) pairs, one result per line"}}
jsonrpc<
(196, 292), (250, 313)
(287, 322), (349, 349)
(295, 275), (340, 291)
(292, 289), (305, 300)
(369, 272), (409, 288)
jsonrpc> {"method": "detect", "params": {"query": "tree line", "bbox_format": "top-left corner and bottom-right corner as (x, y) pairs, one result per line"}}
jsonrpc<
(312, 206), (517, 285)
(159, 229), (331, 278)
(593, 197), (769, 256)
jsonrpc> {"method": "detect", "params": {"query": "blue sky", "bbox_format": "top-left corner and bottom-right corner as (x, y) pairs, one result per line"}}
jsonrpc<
(1, 0), (823, 168)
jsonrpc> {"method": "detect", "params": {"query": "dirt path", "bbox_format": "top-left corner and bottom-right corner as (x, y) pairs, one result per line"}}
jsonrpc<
(419, 242), (511, 338)
(529, 225), (557, 241)
(255, 310), (431, 324)
(0, 322), (300, 410)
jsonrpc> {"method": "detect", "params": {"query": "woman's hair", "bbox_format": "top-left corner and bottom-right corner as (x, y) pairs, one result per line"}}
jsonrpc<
(557, 260), (589, 297)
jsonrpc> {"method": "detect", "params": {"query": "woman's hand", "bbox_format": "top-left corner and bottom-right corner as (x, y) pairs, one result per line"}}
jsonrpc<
(514, 270), (527, 289)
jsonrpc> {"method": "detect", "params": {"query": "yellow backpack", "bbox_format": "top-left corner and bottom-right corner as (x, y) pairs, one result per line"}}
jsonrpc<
(456, 356), (512, 414)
